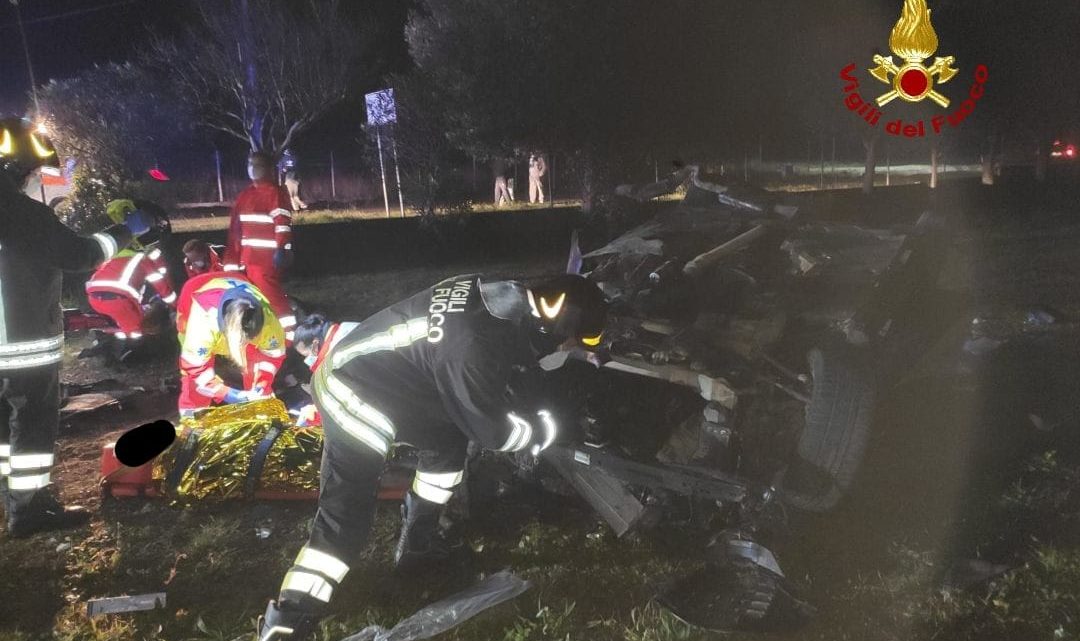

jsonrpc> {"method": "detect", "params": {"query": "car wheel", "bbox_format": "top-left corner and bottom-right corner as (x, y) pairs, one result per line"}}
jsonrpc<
(781, 345), (875, 513)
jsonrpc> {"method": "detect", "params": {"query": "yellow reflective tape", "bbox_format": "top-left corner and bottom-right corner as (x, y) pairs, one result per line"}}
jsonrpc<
(295, 546), (349, 583)
(280, 570), (333, 602)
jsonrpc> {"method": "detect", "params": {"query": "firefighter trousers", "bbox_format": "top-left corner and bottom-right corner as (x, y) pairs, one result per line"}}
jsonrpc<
(277, 366), (468, 612)
(0, 364), (60, 515)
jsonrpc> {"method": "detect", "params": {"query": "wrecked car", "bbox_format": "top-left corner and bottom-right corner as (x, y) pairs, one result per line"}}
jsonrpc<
(481, 168), (959, 630)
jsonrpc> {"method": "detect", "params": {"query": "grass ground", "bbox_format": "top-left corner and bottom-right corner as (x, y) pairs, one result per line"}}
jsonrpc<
(3, 181), (1078, 641)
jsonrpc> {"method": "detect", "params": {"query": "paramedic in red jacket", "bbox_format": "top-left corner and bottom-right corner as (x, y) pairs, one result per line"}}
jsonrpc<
(85, 244), (176, 343)
(175, 274), (286, 417)
(182, 239), (223, 277)
(223, 151), (296, 342)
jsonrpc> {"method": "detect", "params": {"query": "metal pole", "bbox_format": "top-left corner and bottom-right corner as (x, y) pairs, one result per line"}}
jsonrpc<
(886, 143), (891, 186)
(12, 1), (40, 116)
(831, 135), (837, 188)
(215, 150), (224, 202)
(392, 134), (404, 218)
(549, 153), (554, 206)
(743, 150), (748, 182)
(819, 137), (825, 189)
(376, 128), (390, 218)
(330, 150), (337, 200)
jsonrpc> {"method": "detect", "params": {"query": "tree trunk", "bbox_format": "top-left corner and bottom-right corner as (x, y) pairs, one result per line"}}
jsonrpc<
(929, 139), (940, 189)
(861, 130), (879, 194)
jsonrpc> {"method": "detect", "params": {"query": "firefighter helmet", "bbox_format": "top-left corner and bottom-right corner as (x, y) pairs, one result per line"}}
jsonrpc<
(0, 117), (60, 185)
(527, 275), (608, 348)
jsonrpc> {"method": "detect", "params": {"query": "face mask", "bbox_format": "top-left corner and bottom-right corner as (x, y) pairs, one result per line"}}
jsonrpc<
(247, 163), (258, 181)
(304, 352), (318, 369)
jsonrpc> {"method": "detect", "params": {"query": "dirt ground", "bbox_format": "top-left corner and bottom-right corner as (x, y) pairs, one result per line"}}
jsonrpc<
(3, 178), (1080, 641)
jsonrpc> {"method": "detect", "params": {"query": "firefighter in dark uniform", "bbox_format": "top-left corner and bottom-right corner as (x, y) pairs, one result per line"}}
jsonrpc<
(257, 274), (608, 640)
(0, 117), (152, 537)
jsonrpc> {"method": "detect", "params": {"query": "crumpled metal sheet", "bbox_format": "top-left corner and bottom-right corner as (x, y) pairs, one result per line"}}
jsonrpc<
(153, 399), (323, 501)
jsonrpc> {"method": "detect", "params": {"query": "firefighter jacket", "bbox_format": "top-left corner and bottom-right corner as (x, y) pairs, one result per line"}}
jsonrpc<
(312, 274), (549, 457)
(177, 275), (286, 401)
(0, 175), (131, 371)
(223, 181), (293, 272)
(85, 246), (176, 308)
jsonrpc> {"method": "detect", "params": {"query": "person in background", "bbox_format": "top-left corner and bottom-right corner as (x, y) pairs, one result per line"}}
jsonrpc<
(493, 157), (512, 207)
(223, 151), (297, 342)
(279, 149), (308, 211)
(83, 201), (177, 363)
(182, 238), (223, 278)
(0, 117), (151, 537)
(257, 274), (609, 640)
(528, 152), (547, 204)
(175, 274), (286, 418)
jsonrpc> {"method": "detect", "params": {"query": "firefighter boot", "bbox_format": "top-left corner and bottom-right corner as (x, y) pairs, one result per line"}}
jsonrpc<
(6, 489), (90, 538)
(393, 491), (450, 570)
(257, 600), (318, 641)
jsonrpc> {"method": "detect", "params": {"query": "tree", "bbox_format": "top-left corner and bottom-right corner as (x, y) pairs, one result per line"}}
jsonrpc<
(152, 0), (365, 156)
(37, 62), (197, 229)
(404, 0), (763, 213)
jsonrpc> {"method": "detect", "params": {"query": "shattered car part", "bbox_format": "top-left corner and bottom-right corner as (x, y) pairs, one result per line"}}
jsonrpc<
(86, 593), (167, 617)
(340, 570), (531, 641)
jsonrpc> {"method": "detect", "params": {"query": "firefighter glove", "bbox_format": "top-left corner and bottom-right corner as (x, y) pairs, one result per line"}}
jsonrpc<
(123, 209), (154, 236)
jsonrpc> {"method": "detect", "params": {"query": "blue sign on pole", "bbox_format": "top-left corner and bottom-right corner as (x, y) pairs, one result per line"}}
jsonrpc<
(365, 88), (397, 126)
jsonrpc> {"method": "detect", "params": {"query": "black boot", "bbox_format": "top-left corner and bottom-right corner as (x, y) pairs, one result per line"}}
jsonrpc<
(393, 491), (450, 570)
(6, 489), (90, 539)
(257, 600), (318, 641)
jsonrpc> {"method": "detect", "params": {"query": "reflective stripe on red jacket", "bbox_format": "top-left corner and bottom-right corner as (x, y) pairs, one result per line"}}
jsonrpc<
(223, 181), (293, 271)
(85, 246), (177, 307)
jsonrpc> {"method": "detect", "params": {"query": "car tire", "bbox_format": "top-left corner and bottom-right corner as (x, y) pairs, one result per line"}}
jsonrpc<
(782, 345), (875, 513)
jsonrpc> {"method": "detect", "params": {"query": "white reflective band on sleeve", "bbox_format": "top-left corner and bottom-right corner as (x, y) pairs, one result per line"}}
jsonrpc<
(498, 413), (533, 452)
(316, 386), (390, 457)
(270, 208), (292, 219)
(195, 370), (217, 387)
(532, 410), (558, 455)
(0, 335), (62, 355)
(275, 225), (291, 234)
(9, 453), (54, 470)
(158, 267), (168, 274)
(115, 332), (127, 340)
(86, 279), (143, 301)
(239, 214), (274, 224)
(295, 546), (350, 583)
(224, 264), (242, 271)
(413, 477), (454, 504)
(0, 463), (10, 476)
(148, 249), (162, 260)
(278, 315), (297, 328)
(331, 318), (428, 368)
(0, 351), (63, 369)
(254, 361), (278, 374)
(0, 444), (9, 456)
(92, 232), (118, 259)
(241, 239), (278, 248)
(162, 292), (177, 304)
(129, 332), (143, 339)
(7, 472), (50, 490)
(284, 243), (292, 250)
(145, 272), (164, 283)
(264, 348), (286, 358)
(259, 625), (295, 641)
(285, 331), (295, 341)
(415, 470), (464, 489)
(324, 375), (395, 438)
(281, 570), (333, 602)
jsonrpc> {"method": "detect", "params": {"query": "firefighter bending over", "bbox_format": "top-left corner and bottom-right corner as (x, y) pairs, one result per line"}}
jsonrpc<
(0, 117), (152, 537)
(257, 274), (608, 640)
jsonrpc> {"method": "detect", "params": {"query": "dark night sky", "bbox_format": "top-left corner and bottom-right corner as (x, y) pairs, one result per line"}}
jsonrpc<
(0, 1), (193, 115)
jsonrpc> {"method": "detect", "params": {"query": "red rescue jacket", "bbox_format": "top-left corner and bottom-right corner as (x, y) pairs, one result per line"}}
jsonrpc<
(85, 246), (176, 307)
(223, 181), (293, 272)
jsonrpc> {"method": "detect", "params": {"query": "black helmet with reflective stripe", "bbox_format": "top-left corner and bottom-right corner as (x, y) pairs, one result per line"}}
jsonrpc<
(0, 117), (60, 185)
(527, 275), (609, 348)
